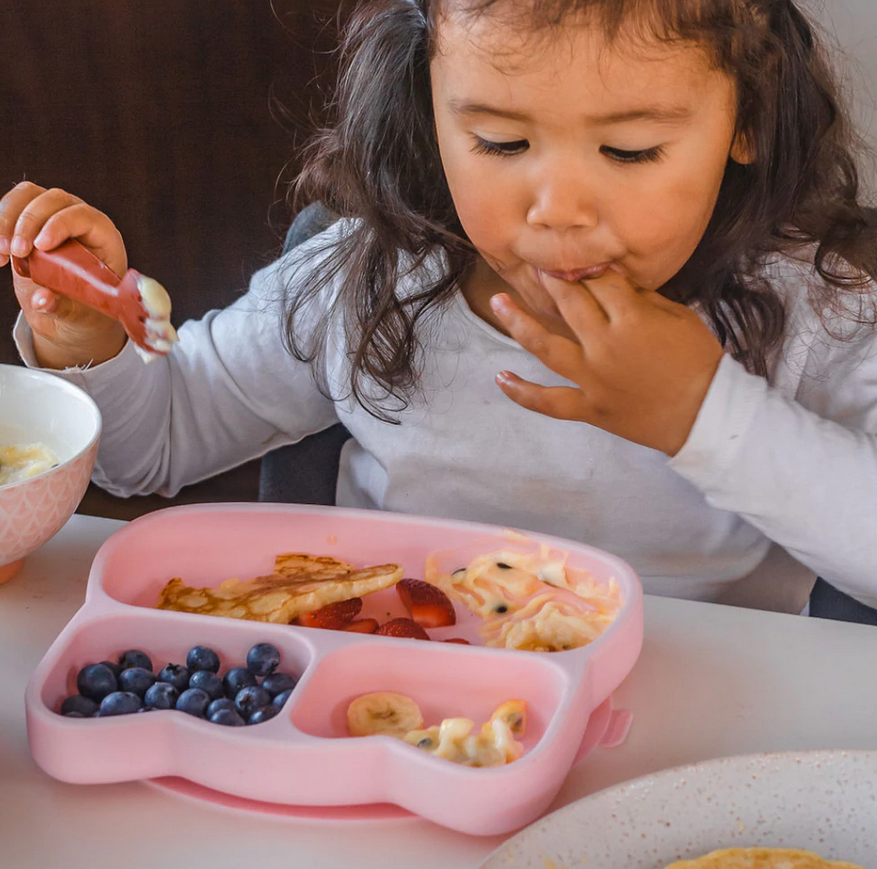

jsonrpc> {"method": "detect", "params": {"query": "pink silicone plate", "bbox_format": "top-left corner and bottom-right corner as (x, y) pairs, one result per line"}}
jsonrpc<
(25, 503), (644, 836)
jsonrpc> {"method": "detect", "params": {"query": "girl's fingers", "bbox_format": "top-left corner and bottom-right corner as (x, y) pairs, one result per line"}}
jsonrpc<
(577, 268), (646, 321)
(490, 292), (585, 380)
(34, 203), (127, 274)
(495, 372), (587, 421)
(11, 187), (85, 256)
(0, 181), (48, 259)
(537, 271), (609, 335)
(29, 288), (60, 315)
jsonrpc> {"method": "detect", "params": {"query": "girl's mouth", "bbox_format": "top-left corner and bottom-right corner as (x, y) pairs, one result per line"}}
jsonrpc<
(539, 263), (614, 283)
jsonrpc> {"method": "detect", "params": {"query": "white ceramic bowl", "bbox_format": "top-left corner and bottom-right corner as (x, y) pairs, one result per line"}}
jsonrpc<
(0, 364), (101, 582)
(479, 750), (877, 868)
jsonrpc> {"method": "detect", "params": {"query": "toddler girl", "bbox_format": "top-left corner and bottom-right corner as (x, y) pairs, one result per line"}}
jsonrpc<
(2, 0), (875, 613)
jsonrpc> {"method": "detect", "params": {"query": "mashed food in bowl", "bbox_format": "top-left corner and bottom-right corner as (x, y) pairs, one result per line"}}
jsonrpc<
(0, 442), (60, 487)
(665, 848), (864, 868)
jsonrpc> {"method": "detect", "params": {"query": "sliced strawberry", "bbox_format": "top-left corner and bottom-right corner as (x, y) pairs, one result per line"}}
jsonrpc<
(375, 617), (431, 640)
(344, 618), (380, 634)
(396, 579), (456, 628)
(443, 638), (471, 645)
(296, 597), (362, 630)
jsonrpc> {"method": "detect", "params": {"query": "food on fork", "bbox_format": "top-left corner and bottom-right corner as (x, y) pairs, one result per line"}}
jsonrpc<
(11, 238), (178, 362)
(665, 848), (864, 868)
(0, 442), (59, 487)
(156, 552), (403, 624)
(346, 692), (528, 767)
(427, 544), (623, 652)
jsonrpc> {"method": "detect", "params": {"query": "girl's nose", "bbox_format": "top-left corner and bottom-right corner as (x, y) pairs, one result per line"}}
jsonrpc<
(526, 163), (599, 231)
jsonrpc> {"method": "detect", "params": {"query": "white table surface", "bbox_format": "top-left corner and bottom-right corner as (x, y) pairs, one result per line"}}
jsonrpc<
(2, 514), (876, 869)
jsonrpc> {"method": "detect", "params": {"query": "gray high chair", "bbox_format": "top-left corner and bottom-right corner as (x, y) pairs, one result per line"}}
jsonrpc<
(258, 203), (877, 626)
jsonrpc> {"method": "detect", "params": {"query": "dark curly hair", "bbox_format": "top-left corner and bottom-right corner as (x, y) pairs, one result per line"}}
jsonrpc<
(284, 0), (877, 420)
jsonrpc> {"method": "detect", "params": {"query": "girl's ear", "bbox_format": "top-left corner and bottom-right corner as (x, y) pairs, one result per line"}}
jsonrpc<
(730, 128), (754, 165)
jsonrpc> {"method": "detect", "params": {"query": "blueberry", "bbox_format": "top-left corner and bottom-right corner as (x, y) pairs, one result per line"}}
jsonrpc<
(261, 672), (297, 698)
(248, 705), (280, 725)
(118, 649), (153, 672)
(189, 669), (224, 701)
(186, 646), (220, 674)
(60, 694), (99, 717)
(246, 643), (281, 677)
(118, 667), (157, 697)
(222, 666), (257, 699)
(272, 689), (294, 709)
(76, 663), (119, 701)
(156, 663), (190, 692)
(207, 698), (236, 718)
(144, 681), (179, 710)
(234, 686), (272, 718)
(176, 688), (211, 718)
(209, 708), (246, 726)
(99, 691), (142, 716)
(99, 660), (123, 678)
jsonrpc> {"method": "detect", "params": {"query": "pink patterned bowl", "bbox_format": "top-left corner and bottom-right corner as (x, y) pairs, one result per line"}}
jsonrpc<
(0, 364), (101, 583)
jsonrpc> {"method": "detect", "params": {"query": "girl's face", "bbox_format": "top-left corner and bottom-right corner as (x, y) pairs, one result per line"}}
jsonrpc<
(431, 10), (749, 328)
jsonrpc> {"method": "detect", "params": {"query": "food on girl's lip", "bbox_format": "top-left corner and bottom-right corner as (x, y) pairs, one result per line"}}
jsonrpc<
(346, 692), (424, 737)
(665, 849), (864, 868)
(428, 545), (623, 652)
(0, 442), (60, 487)
(396, 578), (456, 627)
(155, 553), (403, 623)
(346, 692), (528, 767)
(59, 643), (297, 725)
(374, 617), (431, 640)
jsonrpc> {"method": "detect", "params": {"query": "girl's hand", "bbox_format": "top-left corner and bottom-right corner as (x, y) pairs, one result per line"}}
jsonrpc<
(0, 181), (128, 369)
(490, 269), (724, 456)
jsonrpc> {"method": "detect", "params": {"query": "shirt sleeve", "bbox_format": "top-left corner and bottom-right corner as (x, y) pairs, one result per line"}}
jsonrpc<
(669, 334), (877, 608)
(13, 237), (341, 498)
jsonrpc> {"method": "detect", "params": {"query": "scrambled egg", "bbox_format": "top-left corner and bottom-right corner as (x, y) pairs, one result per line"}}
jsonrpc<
(427, 545), (623, 652)
(0, 442), (59, 487)
(347, 694), (527, 768)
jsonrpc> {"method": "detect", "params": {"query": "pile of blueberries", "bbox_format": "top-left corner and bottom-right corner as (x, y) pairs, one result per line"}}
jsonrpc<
(60, 643), (297, 726)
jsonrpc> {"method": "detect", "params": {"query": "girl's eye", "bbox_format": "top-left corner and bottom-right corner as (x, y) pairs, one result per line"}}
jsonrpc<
(600, 145), (664, 164)
(471, 136), (529, 157)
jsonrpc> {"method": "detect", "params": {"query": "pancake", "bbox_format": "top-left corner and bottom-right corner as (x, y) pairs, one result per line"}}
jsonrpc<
(665, 848), (864, 868)
(156, 552), (403, 623)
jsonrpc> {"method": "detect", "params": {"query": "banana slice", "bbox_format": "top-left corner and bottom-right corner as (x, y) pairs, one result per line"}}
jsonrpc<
(482, 699), (527, 738)
(346, 692), (424, 737)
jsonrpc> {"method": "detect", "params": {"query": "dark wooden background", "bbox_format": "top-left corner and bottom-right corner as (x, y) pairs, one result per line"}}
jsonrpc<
(0, 1), (349, 519)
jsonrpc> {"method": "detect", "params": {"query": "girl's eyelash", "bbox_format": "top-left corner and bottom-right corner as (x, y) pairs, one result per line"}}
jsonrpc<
(601, 145), (664, 164)
(469, 138), (665, 165)
(470, 136), (529, 157)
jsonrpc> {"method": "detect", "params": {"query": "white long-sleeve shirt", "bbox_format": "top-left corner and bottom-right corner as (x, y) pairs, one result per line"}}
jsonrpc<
(15, 223), (877, 613)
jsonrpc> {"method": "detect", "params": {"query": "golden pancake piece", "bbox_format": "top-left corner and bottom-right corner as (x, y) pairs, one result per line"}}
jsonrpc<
(665, 848), (863, 868)
(156, 552), (403, 623)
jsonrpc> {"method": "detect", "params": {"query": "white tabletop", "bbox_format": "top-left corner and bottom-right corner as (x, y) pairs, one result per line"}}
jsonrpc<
(2, 514), (876, 869)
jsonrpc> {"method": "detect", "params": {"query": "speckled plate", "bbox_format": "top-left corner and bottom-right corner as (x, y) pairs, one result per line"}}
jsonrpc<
(479, 750), (877, 868)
